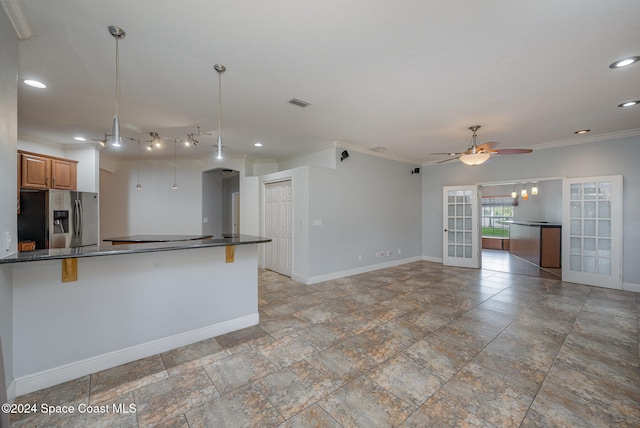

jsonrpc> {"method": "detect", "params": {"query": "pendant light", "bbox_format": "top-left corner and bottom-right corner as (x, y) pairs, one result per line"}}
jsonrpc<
(531, 182), (539, 195)
(136, 139), (142, 189)
(172, 139), (179, 189)
(214, 64), (226, 160)
(521, 183), (528, 197)
(511, 185), (517, 199)
(108, 26), (125, 147)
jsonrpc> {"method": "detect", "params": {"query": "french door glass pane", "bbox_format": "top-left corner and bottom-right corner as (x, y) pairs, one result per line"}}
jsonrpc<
(584, 220), (596, 236)
(598, 182), (611, 200)
(598, 220), (611, 237)
(570, 220), (581, 235)
(598, 201), (611, 218)
(598, 258), (611, 275)
(584, 201), (596, 218)
(570, 183), (581, 200)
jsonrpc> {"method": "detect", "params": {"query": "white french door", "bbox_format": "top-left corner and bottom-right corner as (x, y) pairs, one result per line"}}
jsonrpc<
(562, 175), (622, 289)
(442, 185), (481, 268)
(265, 180), (293, 276)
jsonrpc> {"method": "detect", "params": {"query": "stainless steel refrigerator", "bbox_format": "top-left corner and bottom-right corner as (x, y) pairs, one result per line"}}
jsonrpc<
(18, 189), (99, 249)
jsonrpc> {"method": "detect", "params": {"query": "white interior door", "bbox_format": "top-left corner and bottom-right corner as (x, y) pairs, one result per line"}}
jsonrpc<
(563, 175), (622, 289)
(265, 180), (293, 276)
(443, 185), (481, 268)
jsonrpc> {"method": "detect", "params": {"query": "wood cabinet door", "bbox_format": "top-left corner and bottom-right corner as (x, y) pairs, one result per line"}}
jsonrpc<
(51, 159), (77, 190)
(21, 154), (51, 189)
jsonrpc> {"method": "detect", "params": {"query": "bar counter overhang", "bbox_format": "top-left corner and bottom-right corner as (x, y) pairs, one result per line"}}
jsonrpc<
(2, 235), (270, 397)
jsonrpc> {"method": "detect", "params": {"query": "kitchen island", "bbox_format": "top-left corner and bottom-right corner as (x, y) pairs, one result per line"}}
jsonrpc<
(506, 221), (561, 268)
(2, 235), (270, 396)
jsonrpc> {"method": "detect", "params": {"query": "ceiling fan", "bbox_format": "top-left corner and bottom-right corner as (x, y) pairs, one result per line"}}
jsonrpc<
(432, 125), (532, 165)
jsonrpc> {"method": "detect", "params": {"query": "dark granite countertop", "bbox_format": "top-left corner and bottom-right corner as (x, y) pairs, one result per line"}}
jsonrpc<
(0, 234), (271, 264)
(103, 234), (213, 243)
(500, 220), (561, 227)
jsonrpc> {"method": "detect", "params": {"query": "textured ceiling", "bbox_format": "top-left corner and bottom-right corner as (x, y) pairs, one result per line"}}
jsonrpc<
(10, 0), (640, 163)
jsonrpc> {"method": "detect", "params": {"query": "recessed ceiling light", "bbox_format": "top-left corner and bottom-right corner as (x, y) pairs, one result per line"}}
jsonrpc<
(618, 100), (639, 108)
(609, 56), (640, 69)
(254, 142), (263, 147)
(23, 79), (46, 88)
(74, 136), (86, 141)
(574, 129), (590, 134)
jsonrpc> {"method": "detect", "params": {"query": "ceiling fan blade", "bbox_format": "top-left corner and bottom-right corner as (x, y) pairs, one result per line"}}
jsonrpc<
(492, 148), (533, 155)
(477, 142), (499, 151)
(436, 157), (460, 164)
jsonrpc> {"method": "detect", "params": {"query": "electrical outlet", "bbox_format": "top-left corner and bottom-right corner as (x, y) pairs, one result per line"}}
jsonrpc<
(203, 217), (208, 224)
(398, 248), (402, 254)
(5, 231), (12, 251)
(358, 254), (362, 261)
(386, 250), (392, 256)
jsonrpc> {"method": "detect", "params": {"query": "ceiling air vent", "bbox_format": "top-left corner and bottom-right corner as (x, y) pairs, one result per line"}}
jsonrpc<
(289, 98), (311, 108)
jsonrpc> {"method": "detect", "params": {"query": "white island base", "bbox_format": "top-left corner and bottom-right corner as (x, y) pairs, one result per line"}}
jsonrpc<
(11, 244), (259, 396)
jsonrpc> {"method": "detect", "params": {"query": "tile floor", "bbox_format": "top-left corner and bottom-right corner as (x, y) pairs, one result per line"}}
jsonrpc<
(10, 262), (640, 427)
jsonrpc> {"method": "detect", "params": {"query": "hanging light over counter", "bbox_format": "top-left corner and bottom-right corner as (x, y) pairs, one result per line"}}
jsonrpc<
(214, 64), (226, 160)
(108, 25), (126, 147)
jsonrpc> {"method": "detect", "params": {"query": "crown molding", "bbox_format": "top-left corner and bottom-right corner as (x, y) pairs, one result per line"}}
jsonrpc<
(1, 0), (35, 40)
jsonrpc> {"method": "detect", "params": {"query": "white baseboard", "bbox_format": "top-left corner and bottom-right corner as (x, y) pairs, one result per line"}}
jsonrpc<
(15, 313), (259, 397)
(6, 379), (15, 403)
(299, 256), (423, 285)
(422, 255), (443, 263)
(623, 282), (640, 293)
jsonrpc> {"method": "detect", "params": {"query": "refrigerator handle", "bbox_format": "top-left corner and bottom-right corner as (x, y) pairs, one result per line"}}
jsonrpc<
(74, 199), (82, 239)
(78, 199), (83, 239)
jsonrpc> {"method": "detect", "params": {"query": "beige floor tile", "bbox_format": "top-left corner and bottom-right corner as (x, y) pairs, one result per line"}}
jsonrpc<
(184, 383), (284, 428)
(319, 377), (415, 427)
(254, 360), (339, 419)
(133, 367), (219, 427)
(90, 355), (168, 405)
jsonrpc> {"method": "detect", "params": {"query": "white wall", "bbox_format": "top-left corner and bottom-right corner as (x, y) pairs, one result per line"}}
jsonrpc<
(308, 150), (422, 279)
(0, 12), (18, 405)
(422, 136), (640, 286)
(64, 144), (101, 193)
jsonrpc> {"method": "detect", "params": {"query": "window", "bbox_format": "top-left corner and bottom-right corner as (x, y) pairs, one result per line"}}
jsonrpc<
(482, 196), (515, 237)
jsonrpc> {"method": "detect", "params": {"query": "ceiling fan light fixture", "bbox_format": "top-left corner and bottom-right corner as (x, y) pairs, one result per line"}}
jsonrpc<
(618, 100), (639, 108)
(459, 152), (490, 166)
(609, 56), (640, 69)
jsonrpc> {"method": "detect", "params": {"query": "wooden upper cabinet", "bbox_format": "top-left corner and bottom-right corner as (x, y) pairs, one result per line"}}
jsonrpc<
(51, 159), (77, 190)
(20, 153), (51, 189)
(19, 151), (78, 190)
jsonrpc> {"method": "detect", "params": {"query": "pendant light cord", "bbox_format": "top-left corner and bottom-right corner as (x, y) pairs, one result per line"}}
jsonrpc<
(115, 37), (120, 117)
(217, 70), (222, 144)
